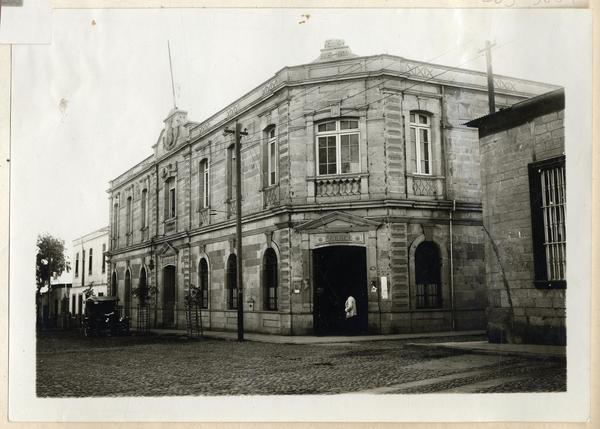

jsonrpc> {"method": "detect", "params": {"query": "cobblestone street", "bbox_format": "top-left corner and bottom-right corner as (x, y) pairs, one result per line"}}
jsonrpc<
(36, 331), (565, 397)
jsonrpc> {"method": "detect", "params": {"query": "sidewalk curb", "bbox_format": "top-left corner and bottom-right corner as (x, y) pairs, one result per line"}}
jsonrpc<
(406, 341), (566, 360)
(143, 329), (486, 345)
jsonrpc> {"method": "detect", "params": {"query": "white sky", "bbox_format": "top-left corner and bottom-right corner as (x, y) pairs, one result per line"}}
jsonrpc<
(11, 8), (584, 255)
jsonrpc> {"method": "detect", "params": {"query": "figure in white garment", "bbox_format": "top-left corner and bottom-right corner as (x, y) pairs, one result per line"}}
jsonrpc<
(344, 295), (357, 335)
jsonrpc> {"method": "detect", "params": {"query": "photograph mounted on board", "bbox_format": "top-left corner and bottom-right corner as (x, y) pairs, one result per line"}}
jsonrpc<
(8, 6), (591, 423)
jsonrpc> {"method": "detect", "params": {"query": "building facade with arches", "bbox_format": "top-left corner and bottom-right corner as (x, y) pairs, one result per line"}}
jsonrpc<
(106, 40), (558, 335)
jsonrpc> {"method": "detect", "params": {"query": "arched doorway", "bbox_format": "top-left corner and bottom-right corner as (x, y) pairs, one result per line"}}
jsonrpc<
(111, 271), (118, 297)
(226, 254), (237, 309)
(124, 269), (132, 316)
(162, 265), (176, 327)
(313, 246), (368, 335)
(415, 241), (442, 309)
(262, 248), (278, 311)
(138, 266), (148, 305)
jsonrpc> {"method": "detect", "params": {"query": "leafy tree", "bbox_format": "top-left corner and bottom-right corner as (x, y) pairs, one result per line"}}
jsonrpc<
(35, 233), (69, 289)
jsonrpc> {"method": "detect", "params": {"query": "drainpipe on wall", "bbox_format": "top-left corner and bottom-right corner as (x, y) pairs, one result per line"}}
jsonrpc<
(449, 199), (455, 331)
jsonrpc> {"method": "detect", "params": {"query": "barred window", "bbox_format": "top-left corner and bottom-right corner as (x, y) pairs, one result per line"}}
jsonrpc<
(528, 156), (566, 288)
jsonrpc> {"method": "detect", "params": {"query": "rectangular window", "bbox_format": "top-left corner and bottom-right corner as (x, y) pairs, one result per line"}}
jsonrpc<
(75, 253), (79, 277)
(340, 134), (359, 173)
(126, 197), (133, 234)
(316, 119), (360, 175)
(410, 113), (432, 175)
(318, 136), (337, 175)
(268, 137), (277, 185)
(169, 187), (176, 218)
(227, 146), (236, 200)
(199, 160), (209, 209)
(112, 203), (119, 243)
(88, 248), (93, 275)
(141, 189), (147, 229)
(102, 244), (106, 273)
(528, 155), (566, 288)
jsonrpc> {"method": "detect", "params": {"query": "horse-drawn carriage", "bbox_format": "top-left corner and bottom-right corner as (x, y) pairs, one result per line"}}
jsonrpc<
(82, 296), (130, 337)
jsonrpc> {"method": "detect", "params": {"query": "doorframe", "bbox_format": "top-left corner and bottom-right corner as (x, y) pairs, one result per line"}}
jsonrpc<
(311, 243), (370, 335)
(161, 263), (177, 327)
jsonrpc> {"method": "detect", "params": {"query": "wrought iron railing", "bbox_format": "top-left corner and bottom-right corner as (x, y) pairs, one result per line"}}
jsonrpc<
(227, 199), (237, 218)
(198, 207), (210, 226)
(408, 174), (444, 198)
(263, 185), (280, 208)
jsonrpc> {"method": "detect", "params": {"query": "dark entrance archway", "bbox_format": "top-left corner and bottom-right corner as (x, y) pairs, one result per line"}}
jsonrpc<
(415, 241), (442, 309)
(124, 269), (132, 316)
(162, 265), (176, 328)
(313, 246), (368, 335)
(138, 266), (148, 305)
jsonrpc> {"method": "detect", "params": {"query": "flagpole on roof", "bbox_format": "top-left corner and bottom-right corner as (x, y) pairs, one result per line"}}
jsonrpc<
(167, 40), (177, 109)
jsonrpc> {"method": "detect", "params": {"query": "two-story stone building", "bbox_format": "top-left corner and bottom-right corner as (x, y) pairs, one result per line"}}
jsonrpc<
(106, 40), (557, 335)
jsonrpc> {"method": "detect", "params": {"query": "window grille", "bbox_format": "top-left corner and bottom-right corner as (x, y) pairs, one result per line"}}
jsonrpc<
(529, 155), (566, 288)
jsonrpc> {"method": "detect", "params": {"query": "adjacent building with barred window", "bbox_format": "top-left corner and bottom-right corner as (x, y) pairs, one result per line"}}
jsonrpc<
(466, 88), (566, 345)
(106, 40), (558, 335)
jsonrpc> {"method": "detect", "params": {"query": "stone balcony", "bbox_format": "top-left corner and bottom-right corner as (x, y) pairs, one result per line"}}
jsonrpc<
(312, 174), (364, 198)
(407, 173), (445, 199)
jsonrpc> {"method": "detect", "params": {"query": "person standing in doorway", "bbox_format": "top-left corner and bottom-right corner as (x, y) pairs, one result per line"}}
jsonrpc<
(344, 295), (357, 335)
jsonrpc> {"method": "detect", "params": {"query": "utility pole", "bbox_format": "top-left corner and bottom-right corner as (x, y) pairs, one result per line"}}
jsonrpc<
(479, 40), (496, 114)
(223, 122), (248, 341)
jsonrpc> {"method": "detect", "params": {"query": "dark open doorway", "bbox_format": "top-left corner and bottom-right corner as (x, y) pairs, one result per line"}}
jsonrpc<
(313, 246), (368, 335)
(162, 265), (176, 328)
(124, 269), (132, 316)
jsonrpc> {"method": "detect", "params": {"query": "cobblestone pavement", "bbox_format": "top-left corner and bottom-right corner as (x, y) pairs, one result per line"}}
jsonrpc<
(36, 331), (565, 397)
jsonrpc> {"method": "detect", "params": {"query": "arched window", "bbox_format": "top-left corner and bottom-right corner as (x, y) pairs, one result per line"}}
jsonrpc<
(409, 112), (432, 175)
(138, 266), (148, 305)
(226, 254), (237, 309)
(262, 248), (278, 311)
(198, 258), (209, 309)
(415, 241), (442, 309)
(124, 269), (132, 316)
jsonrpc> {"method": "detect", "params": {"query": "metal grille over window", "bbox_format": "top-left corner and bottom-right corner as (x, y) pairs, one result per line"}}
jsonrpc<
(540, 164), (566, 281)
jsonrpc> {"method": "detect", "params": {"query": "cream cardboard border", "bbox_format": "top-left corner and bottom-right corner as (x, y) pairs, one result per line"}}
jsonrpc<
(1, 1), (598, 427)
